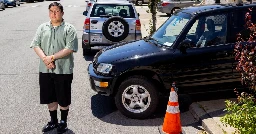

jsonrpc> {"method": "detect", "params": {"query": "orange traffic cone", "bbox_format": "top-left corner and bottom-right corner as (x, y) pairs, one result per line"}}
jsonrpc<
(162, 86), (182, 134)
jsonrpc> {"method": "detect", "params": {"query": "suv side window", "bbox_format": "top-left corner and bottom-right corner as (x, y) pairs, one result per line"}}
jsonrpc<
(185, 13), (227, 48)
(229, 9), (256, 43)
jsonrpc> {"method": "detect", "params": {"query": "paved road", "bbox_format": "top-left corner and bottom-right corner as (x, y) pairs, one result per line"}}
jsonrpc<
(0, 0), (202, 133)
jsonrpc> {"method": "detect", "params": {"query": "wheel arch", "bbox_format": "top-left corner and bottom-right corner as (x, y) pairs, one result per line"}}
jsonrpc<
(112, 69), (166, 96)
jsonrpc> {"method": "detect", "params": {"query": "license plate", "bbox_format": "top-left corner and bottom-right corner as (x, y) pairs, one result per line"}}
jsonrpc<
(91, 35), (102, 42)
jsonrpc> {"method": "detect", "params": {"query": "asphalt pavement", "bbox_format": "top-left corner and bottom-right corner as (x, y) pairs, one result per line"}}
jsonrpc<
(0, 1), (165, 133)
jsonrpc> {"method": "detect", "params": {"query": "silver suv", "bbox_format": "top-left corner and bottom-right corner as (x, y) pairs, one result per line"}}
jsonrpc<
(82, 1), (142, 55)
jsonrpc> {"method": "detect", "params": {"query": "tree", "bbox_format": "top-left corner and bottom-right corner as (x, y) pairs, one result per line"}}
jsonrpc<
(147, 0), (159, 35)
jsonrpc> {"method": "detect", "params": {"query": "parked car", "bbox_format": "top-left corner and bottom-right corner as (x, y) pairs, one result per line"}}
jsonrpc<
(88, 3), (256, 119)
(157, 0), (200, 15)
(82, 0), (142, 55)
(0, 0), (5, 10)
(4, 0), (20, 7)
(25, 0), (45, 2)
(85, 0), (96, 11)
(129, 0), (149, 5)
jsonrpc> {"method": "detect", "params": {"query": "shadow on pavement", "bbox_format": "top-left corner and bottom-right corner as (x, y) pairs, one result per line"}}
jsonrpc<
(91, 94), (117, 119)
(90, 94), (192, 126)
(43, 128), (75, 134)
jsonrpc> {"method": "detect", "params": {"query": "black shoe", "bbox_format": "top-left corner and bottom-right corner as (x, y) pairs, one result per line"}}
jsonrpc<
(57, 120), (68, 134)
(42, 121), (58, 132)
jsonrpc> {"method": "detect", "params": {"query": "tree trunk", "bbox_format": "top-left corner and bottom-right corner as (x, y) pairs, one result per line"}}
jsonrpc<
(149, 0), (157, 35)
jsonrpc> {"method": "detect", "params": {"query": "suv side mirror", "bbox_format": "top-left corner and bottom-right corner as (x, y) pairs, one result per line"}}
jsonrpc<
(138, 13), (140, 17)
(83, 11), (88, 16)
(179, 39), (194, 54)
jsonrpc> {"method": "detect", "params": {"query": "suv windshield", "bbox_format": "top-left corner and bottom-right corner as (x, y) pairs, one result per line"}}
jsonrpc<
(90, 4), (135, 18)
(151, 12), (192, 47)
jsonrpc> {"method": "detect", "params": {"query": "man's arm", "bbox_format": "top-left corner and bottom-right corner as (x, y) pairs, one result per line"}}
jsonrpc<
(33, 47), (46, 60)
(33, 47), (55, 69)
(54, 48), (73, 60)
(43, 48), (73, 62)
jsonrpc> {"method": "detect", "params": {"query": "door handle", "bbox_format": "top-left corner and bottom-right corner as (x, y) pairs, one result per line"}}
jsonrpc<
(91, 20), (98, 24)
(216, 51), (228, 56)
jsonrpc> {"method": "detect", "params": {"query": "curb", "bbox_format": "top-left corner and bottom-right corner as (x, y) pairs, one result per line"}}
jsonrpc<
(189, 103), (225, 134)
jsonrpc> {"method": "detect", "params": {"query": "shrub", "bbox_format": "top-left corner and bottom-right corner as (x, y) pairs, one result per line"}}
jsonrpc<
(221, 8), (256, 134)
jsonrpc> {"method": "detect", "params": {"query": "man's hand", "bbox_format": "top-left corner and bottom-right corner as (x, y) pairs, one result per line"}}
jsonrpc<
(43, 55), (53, 65)
(46, 62), (55, 69)
(43, 55), (55, 69)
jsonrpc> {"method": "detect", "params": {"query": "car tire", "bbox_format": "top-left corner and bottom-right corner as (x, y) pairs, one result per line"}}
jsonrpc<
(27, 0), (33, 3)
(115, 76), (159, 119)
(83, 48), (91, 56)
(13, 4), (16, 7)
(38, 0), (43, 2)
(102, 16), (129, 42)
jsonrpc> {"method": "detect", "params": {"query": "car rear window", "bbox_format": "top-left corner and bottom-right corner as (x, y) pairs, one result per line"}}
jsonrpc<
(90, 4), (135, 18)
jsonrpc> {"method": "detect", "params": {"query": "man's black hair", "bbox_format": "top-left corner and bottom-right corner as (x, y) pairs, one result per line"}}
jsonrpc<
(48, 2), (64, 12)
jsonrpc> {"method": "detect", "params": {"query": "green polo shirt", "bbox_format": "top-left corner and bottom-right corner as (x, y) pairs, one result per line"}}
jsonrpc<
(30, 21), (78, 74)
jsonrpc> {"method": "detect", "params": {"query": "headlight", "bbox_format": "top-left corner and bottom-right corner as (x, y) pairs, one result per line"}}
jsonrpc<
(96, 63), (113, 74)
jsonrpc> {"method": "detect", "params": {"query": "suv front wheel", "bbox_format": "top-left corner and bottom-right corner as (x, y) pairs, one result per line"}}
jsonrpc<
(115, 76), (159, 119)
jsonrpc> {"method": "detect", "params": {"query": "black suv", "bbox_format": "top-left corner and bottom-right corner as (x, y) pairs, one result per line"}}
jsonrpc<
(88, 3), (256, 119)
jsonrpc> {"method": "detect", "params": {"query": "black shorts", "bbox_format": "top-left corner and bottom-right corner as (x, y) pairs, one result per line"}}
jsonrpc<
(39, 72), (73, 107)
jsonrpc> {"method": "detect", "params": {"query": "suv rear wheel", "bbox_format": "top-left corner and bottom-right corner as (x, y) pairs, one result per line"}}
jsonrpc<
(83, 48), (91, 56)
(26, 0), (33, 3)
(115, 76), (159, 119)
(82, 41), (91, 56)
(102, 16), (129, 42)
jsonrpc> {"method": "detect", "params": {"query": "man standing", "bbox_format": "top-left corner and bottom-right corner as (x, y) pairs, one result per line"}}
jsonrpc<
(30, 2), (78, 133)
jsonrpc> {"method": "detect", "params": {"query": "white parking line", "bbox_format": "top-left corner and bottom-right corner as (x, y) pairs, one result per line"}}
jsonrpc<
(31, 5), (39, 7)
(66, 5), (80, 7)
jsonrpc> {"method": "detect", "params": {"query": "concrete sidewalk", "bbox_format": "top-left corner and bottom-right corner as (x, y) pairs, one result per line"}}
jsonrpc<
(189, 98), (239, 134)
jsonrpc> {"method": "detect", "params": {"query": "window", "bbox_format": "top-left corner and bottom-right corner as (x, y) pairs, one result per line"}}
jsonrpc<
(90, 4), (135, 18)
(152, 12), (192, 47)
(184, 13), (227, 48)
(229, 10), (256, 43)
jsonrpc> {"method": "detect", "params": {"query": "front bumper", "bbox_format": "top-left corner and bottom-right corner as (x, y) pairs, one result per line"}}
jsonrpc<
(88, 63), (117, 96)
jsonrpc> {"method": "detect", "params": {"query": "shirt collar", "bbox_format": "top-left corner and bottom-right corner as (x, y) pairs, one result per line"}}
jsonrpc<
(46, 19), (65, 28)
